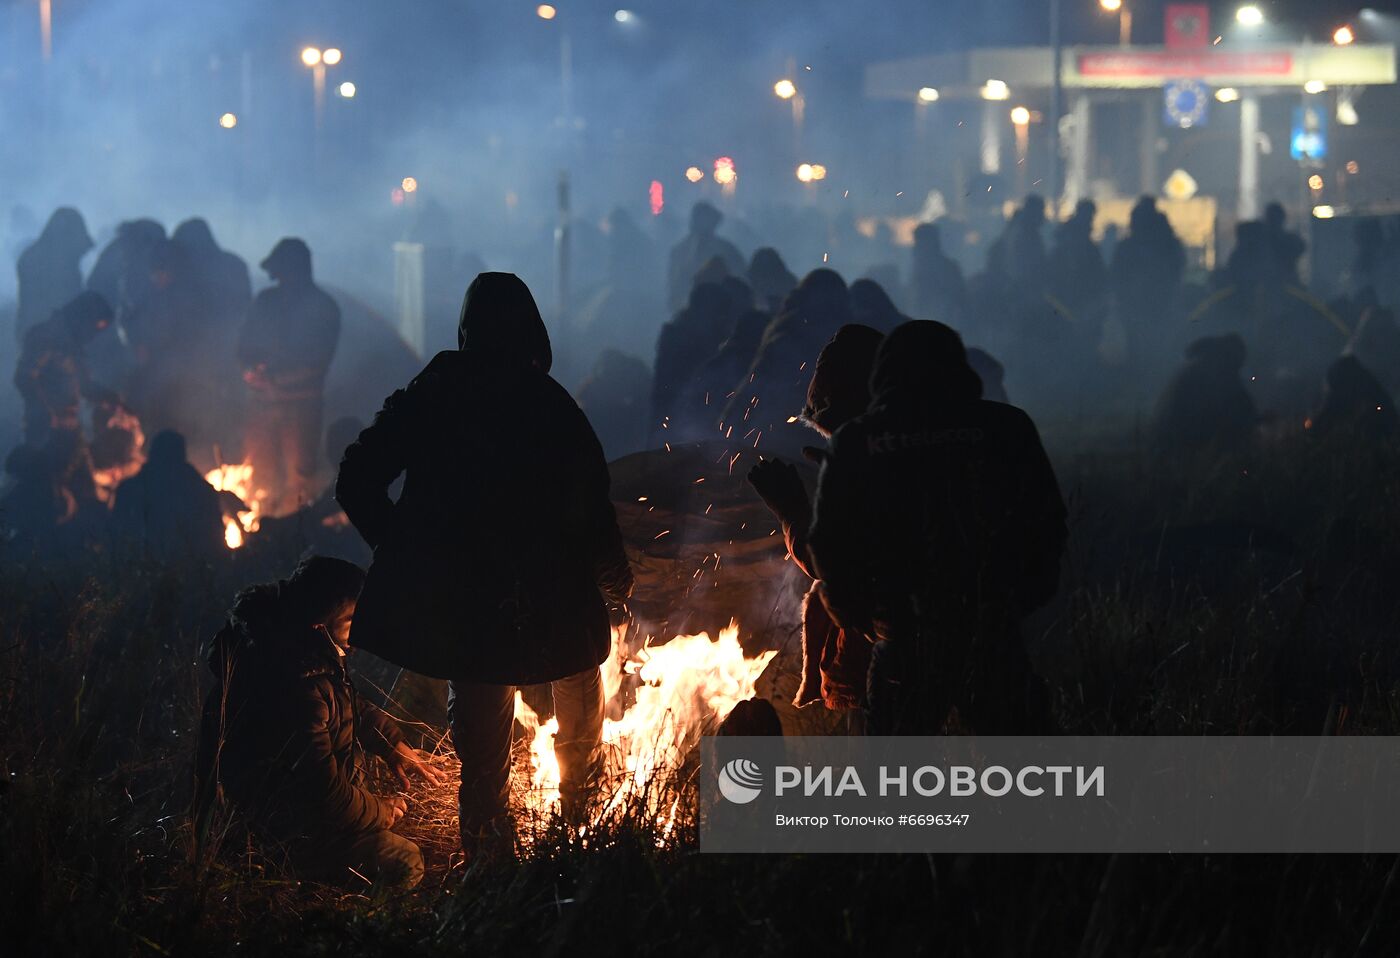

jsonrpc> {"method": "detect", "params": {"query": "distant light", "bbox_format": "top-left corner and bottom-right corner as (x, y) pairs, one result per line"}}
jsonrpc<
(301, 47), (322, 67)
(1100, 0), (1123, 11)
(322, 48), (342, 66)
(614, 9), (633, 23)
(917, 86), (940, 103)
(401, 176), (419, 193)
(797, 163), (815, 183)
(218, 112), (238, 129)
(1312, 205), (1336, 219)
(1347, 160), (1360, 174)
(1215, 87), (1240, 103)
(1334, 25), (1355, 45)
(1236, 5), (1264, 27)
(536, 4), (557, 19)
(1338, 97), (1359, 125)
(338, 81), (356, 98)
(1304, 79), (1328, 94)
(684, 166), (704, 183)
(391, 188), (406, 206)
(1010, 105), (1031, 126)
(981, 79), (1010, 101)
(649, 179), (664, 215)
(714, 156), (736, 186)
(774, 78), (797, 100)
(1308, 174), (1324, 191)
(810, 164), (827, 180)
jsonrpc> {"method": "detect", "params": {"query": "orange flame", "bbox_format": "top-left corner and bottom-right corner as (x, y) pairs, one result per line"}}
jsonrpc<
(203, 461), (266, 549)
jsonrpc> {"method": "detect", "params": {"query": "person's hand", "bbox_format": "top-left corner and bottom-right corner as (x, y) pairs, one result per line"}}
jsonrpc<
(385, 795), (408, 825)
(388, 742), (450, 789)
(801, 446), (829, 467)
(746, 457), (808, 522)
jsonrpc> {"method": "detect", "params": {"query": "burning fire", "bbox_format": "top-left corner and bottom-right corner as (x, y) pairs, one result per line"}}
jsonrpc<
(510, 620), (776, 837)
(203, 461), (265, 549)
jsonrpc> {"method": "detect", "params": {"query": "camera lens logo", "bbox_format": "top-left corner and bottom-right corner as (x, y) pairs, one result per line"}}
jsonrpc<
(717, 758), (764, 804)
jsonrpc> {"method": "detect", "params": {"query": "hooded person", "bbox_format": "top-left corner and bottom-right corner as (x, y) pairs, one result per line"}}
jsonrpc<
(335, 272), (633, 853)
(748, 247), (798, 314)
(1346, 306), (1400, 398)
(909, 222), (967, 326)
(14, 291), (114, 446)
(747, 324), (884, 711)
(808, 320), (1066, 735)
(15, 207), (92, 342)
(848, 278), (906, 334)
(1150, 334), (1258, 459)
(238, 238), (341, 513)
(111, 430), (226, 563)
(172, 217), (253, 322)
(195, 556), (439, 888)
(675, 305), (771, 442)
(720, 268), (854, 460)
(667, 202), (746, 310)
(649, 281), (734, 444)
(1309, 356), (1400, 442)
(575, 349), (652, 460)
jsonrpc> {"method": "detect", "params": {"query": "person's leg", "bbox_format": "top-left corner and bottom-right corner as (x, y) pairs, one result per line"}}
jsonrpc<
(283, 394), (322, 510)
(301, 829), (425, 889)
(447, 680), (516, 851)
(242, 398), (283, 510)
(551, 666), (604, 818)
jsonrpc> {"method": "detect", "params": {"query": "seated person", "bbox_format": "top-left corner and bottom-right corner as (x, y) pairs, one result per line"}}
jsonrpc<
(196, 556), (444, 887)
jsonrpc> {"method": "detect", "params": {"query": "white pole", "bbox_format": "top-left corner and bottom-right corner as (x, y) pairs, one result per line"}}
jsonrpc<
(1238, 92), (1260, 220)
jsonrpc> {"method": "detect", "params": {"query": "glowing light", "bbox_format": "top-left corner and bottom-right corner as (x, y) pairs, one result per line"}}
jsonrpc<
(713, 156), (736, 186)
(1338, 97), (1359, 125)
(774, 78), (797, 100)
(204, 462), (264, 549)
(809, 163), (827, 180)
(1215, 87), (1240, 103)
(1101, 0), (1123, 10)
(401, 176), (419, 193)
(1308, 174), (1324, 191)
(614, 9), (633, 22)
(981, 79), (1010, 101)
(338, 81), (356, 98)
(684, 166), (704, 183)
(649, 179), (664, 216)
(301, 47), (322, 67)
(1304, 79), (1328, 94)
(917, 86), (940, 103)
(322, 47), (342, 66)
(1347, 160), (1360, 174)
(391, 188), (406, 206)
(1236, 5), (1264, 27)
(1334, 25), (1355, 45)
(796, 163), (815, 183)
(536, 4), (557, 19)
(218, 112), (238, 129)
(1312, 205), (1336, 219)
(1010, 105), (1031, 126)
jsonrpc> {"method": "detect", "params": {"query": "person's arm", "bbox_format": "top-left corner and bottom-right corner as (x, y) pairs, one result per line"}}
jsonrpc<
(1014, 410), (1068, 614)
(808, 425), (876, 633)
(353, 693), (404, 760)
(280, 684), (397, 834)
(567, 399), (633, 607)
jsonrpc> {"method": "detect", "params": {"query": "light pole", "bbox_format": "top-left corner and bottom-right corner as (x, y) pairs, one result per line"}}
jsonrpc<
(774, 73), (804, 155)
(1011, 106), (1032, 196)
(38, 0), (52, 61)
(1100, 0), (1132, 46)
(1049, 0), (1063, 206)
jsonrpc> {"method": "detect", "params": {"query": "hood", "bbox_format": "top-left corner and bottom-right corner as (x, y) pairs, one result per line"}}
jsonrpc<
(172, 218), (218, 254)
(260, 238), (313, 281)
(458, 272), (552, 372)
(210, 583), (341, 680)
(870, 320), (982, 409)
(37, 207), (93, 256)
(802, 324), (885, 434)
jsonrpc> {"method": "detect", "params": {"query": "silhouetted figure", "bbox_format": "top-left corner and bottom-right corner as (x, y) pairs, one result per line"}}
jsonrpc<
(966, 347), (1009, 404)
(676, 306), (771, 441)
(748, 247), (798, 314)
(1047, 200), (1107, 328)
(1263, 202), (1306, 287)
(196, 557), (434, 888)
(86, 218), (166, 322)
(14, 291), (114, 446)
(15, 208), (92, 344)
(909, 222), (967, 325)
(172, 217), (252, 321)
(336, 273), (633, 852)
(605, 207), (657, 295)
(239, 239), (341, 513)
(0, 444), (71, 555)
(1310, 356), (1400, 441)
(650, 282), (734, 443)
(1151, 334), (1258, 458)
(1346, 306), (1400, 397)
(111, 430), (225, 563)
(576, 349), (651, 460)
(849, 278), (906, 334)
(1111, 197), (1186, 365)
(748, 324), (884, 710)
(667, 202), (745, 310)
(989, 195), (1048, 294)
(809, 320), (1066, 735)
(722, 268), (855, 458)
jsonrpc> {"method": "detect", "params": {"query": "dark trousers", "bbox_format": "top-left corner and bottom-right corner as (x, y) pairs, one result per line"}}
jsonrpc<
(448, 666), (604, 846)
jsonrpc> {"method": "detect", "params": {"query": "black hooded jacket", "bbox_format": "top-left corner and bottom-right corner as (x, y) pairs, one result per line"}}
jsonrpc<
(196, 584), (405, 843)
(336, 273), (633, 684)
(808, 321), (1066, 635)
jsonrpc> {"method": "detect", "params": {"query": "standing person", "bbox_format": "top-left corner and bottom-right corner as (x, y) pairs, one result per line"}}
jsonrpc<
(667, 202), (746, 311)
(909, 223), (966, 326)
(15, 207), (92, 343)
(196, 557), (441, 888)
(238, 239), (341, 513)
(14, 291), (114, 446)
(335, 273), (634, 856)
(808, 320), (1066, 735)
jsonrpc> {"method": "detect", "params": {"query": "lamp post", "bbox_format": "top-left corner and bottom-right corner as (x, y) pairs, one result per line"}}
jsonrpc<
(1100, 0), (1132, 46)
(774, 72), (804, 154)
(1049, 0), (1063, 206)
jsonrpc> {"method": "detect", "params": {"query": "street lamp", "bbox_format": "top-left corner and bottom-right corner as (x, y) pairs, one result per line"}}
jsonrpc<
(1010, 106), (1032, 126)
(1236, 5), (1264, 27)
(1304, 79), (1328, 94)
(322, 47), (342, 66)
(1215, 87), (1241, 103)
(774, 79), (797, 100)
(218, 112), (238, 129)
(774, 77), (804, 153)
(338, 81), (356, 98)
(917, 86), (940, 103)
(1334, 25), (1355, 45)
(1099, 0), (1132, 46)
(981, 79), (1010, 100)
(301, 46), (322, 67)
(536, 4), (557, 19)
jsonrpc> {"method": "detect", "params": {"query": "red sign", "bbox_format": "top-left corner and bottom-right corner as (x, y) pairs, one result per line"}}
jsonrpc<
(1078, 50), (1293, 79)
(1165, 4), (1210, 49)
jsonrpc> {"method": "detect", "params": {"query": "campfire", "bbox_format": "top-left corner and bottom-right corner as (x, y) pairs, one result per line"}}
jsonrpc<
(203, 461), (266, 549)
